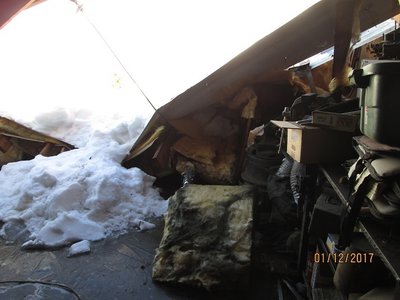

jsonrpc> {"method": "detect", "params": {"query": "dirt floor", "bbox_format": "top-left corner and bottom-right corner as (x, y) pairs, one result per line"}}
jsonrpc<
(0, 218), (284, 300)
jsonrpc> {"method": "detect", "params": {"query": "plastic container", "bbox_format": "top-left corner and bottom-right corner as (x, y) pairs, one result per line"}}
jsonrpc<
(349, 61), (400, 146)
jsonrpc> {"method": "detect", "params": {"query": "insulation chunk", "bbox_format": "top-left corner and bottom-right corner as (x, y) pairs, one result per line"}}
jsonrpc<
(152, 184), (254, 291)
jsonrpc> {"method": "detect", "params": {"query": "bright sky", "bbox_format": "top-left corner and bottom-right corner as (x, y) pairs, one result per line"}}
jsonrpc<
(0, 0), (319, 122)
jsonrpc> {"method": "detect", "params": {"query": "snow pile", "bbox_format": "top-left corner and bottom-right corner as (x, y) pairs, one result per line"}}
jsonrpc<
(0, 0), (169, 251)
(0, 110), (168, 248)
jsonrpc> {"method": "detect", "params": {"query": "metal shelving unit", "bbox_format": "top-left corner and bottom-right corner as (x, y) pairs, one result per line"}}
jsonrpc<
(319, 164), (400, 298)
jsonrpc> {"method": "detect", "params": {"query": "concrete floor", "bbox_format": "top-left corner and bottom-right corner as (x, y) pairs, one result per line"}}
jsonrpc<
(0, 218), (282, 300)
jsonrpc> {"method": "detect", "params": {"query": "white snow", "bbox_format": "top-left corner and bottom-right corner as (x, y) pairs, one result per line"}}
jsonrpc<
(0, 108), (168, 249)
(68, 240), (91, 257)
(0, 0), (170, 250)
(137, 220), (157, 231)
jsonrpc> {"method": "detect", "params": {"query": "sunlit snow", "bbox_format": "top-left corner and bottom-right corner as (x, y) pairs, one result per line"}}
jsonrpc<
(0, 110), (168, 248)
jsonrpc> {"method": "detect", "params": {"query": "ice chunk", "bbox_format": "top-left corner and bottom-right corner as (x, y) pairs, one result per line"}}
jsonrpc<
(136, 220), (156, 231)
(68, 240), (91, 257)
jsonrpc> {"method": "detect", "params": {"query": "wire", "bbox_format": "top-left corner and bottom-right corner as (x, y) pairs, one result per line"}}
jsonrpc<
(0, 280), (81, 300)
(69, 0), (158, 113)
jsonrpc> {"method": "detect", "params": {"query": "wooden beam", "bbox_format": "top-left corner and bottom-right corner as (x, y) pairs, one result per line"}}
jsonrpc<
(0, 135), (12, 153)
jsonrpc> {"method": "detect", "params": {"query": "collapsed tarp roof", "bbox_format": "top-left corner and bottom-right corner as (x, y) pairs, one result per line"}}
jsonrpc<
(2, 0), (399, 178)
(160, 0), (398, 120)
(124, 0), (400, 165)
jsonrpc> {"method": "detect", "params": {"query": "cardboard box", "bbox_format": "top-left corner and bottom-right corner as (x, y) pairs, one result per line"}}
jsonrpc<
(312, 110), (359, 133)
(271, 120), (354, 164)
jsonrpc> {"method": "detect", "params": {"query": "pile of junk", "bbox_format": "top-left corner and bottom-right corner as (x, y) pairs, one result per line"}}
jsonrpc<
(2, 0), (400, 298)
(120, 0), (400, 297)
(119, 0), (400, 298)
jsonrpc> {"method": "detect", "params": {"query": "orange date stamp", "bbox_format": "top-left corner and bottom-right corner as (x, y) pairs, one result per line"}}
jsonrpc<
(313, 252), (374, 264)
